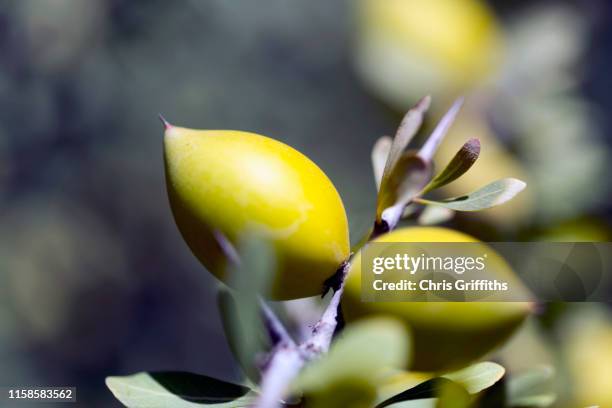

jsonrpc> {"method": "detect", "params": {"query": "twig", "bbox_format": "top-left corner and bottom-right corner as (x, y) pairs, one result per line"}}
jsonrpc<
(254, 221), (401, 407)
(253, 97), (455, 407)
(256, 345), (304, 408)
(417, 97), (463, 163)
(300, 262), (350, 360)
(259, 298), (295, 347)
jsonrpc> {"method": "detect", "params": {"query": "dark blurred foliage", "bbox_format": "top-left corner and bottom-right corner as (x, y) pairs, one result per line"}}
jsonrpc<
(0, 1), (611, 406)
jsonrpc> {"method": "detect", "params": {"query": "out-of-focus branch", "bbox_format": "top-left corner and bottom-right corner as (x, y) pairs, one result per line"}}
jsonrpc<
(259, 298), (295, 348)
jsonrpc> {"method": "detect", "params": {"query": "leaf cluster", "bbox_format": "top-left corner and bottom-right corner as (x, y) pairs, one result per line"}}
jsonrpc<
(372, 96), (525, 231)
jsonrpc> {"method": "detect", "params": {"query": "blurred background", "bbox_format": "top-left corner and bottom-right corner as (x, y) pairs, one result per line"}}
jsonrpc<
(0, 0), (611, 406)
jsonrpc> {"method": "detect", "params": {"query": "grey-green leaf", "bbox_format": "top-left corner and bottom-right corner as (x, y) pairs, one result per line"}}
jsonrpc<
(383, 96), (431, 179)
(373, 136), (393, 190)
(417, 205), (455, 225)
(377, 378), (457, 407)
(294, 318), (410, 393)
(105, 372), (257, 407)
(508, 366), (556, 407)
(377, 153), (432, 223)
(422, 138), (480, 194)
(217, 235), (276, 381)
(416, 178), (526, 211)
(377, 362), (504, 408)
(217, 288), (267, 382)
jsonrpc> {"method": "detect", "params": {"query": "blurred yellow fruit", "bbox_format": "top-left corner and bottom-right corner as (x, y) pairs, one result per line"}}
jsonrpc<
(343, 227), (531, 371)
(355, 0), (503, 108)
(562, 306), (612, 407)
(164, 125), (350, 300)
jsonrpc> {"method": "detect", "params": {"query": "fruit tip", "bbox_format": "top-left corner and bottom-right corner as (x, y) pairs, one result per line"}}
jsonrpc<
(158, 114), (172, 130)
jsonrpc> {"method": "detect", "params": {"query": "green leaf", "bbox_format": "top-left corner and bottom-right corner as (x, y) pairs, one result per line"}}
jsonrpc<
(382, 96), (431, 182)
(105, 372), (257, 407)
(507, 366), (556, 407)
(435, 381), (471, 408)
(373, 136), (393, 190)
(217, 235), (276, 381)
(417, 205), (454, 225)
(443, 362), (505, 394)
(217, 288), (267, 382)
(294, 318), (410, 394)
(376, 97), (431, 219)
(377, 363), (504, 408)
(416, 178), (526, 211)
(304, 379), (378, 408)
(377, 378), (456, 407)
(228, 235), (276, 296)
(377, 153), (432, 223)
(422, 138), (480, 194)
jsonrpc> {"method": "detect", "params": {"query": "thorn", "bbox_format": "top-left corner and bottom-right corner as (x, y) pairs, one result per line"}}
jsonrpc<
(158, 114), (172, 129)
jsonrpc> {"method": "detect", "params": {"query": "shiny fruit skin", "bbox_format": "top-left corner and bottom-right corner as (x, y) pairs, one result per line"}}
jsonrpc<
(343, 227), (531, 372)
(164, 126), (350, 300)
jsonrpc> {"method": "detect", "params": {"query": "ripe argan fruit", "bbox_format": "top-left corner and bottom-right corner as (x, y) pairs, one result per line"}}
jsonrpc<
(342, 227), (532, 372)
(163, 124), (350, 300)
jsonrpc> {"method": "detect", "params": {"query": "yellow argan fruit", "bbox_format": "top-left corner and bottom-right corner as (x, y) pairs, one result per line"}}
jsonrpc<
(163, 125), (350, 300)
(355, 0), (503, 109)
(343, 227), (532, 372)
(562, 305), (612, 407)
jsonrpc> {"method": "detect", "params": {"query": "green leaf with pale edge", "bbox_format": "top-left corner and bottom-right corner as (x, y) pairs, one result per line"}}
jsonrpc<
(377, 153), (431, 221)
(377, 362), (504, 408)
(382, 96), (431, 184)
(373, 136), (393, 190)
(218, 236), (275, 381)
(217, 288), (266, 382)
(377, 378), (456, 407)
(417, 205), (455, 225)
(443, 362), (505, 394)
(416, 178), (526, 211)
(105, 372), (257, 407)
(294, 318), (410, 394)
(422, 138), (480, 194)
(508, 366), (556, 407)
(376, 97), (431, 218)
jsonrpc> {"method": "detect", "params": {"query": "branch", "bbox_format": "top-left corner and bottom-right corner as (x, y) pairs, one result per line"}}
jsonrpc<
(300, 262), (349, 359)
(256, 344), (304, 408)
(253, 264), (351, 408)
(253, 223), (399, 407)
(417, 97), (463, 163)
(259, 298), (295, 348)
(253, 97), (450, 406)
